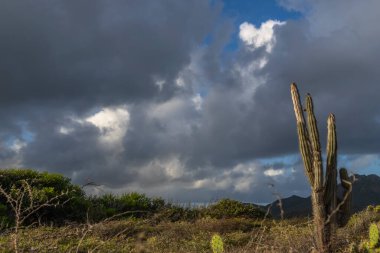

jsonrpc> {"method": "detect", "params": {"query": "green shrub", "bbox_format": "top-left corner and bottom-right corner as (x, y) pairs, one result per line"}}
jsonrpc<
(153, 204), (201, 222)
(87, 192), (167, 221)
(151, 197), (166, 210)
(0, 169), (86, 224)
(0, 169), (268, 226)
(0, 203), (10, 228)
(119, 192), (152, 212)
(205, 199), (266, 219)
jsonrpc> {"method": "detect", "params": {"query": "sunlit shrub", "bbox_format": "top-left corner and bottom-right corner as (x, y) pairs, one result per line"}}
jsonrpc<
(0, 169), (86, 224)
(205, 199), (266, 219)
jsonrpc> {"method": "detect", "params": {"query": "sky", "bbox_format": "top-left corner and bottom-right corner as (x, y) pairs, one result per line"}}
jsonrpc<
(0, 0), (379, 203)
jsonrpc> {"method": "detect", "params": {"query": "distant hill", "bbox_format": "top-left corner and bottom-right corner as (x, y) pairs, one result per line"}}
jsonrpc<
(267, 174), (380, 218)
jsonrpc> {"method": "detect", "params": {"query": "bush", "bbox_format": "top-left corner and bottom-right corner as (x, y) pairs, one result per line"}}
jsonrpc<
(0, 169), (268, 226)
(153, 204), (202, 222)
(87, 192), (166, 221)
(0, 203), (10, 228)
(0, 169), (86, 225)
(205, 199), (266, 219)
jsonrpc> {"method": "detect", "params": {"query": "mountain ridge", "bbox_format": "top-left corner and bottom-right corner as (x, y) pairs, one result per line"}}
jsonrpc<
(266, 174), (380, 218)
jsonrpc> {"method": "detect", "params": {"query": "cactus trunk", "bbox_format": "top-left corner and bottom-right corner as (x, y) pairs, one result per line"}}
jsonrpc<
(337, 168), (352, 226)
(290, 83), (353, 253)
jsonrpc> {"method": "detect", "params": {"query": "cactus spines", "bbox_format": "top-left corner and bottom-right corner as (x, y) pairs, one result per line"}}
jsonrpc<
(211, 234), (224, 253)
(290, 83), (353, 253)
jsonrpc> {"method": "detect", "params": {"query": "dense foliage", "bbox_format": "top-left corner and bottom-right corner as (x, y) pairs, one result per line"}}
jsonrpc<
(87, 192), (166, 222)
(205, 199), (266, 219)
(0, 169), (86, 225)
(0, 169), (267, 227)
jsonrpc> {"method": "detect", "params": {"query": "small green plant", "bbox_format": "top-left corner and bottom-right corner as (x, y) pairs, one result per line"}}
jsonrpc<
(369, 223), (379, 249)
(211, 234), (224, 253)
(359, 223), (380, 252)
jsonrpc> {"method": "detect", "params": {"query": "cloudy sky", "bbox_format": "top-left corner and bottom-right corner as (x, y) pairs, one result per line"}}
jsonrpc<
(0, 0), (379, 203)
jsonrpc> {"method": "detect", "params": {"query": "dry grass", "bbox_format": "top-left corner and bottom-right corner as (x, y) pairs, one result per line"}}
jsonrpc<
(0, 209), (379, 252)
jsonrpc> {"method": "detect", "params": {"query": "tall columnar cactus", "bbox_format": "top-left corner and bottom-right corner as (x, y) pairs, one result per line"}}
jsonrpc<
(290, 83), (353, 253)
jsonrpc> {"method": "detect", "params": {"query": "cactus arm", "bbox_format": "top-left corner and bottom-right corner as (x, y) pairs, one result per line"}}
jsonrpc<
(305, 93), (328, 250)
(305, 94), (323, 190)
(291, 83), (314, 185)
(324, 114), (338, 247)
(337, 168), (352, 227)
(325, 114), (337, 208)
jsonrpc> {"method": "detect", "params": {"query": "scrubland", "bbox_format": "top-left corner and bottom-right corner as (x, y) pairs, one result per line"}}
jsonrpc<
(0, 169), (379, 252)
(0, 205), (379, 252)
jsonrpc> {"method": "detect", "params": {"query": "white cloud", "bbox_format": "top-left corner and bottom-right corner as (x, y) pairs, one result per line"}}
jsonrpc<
(239, 20), (285, 52)
(146, 97), (198, 136)
(175, 77), (185, 87)
(0, 139), (26, 168)
(148, 98), (186, 120)
(162, 156), (186, 179)
(86, 105), (130, 151)
(58, 126), (74, 135)
(192, 94), (203, 111)
(264, 168), (285, 177)
(154, 78), (166, 91)
(190, 162), (260, 193)
(10, 139), (27, 153)
(137, 156), (186, 183)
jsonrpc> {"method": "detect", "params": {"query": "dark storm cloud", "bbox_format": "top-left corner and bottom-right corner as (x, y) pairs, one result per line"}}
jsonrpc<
(0, 0), (218, 107)
(0, 0), (379, 202)
(0, 0), (223, 187)
(0, 0), (220, 178)
(250, 0), (380, 156)
(24, 119), (138, 187)
(185, 0), (380, 167)
(121, 0), (380, 201)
